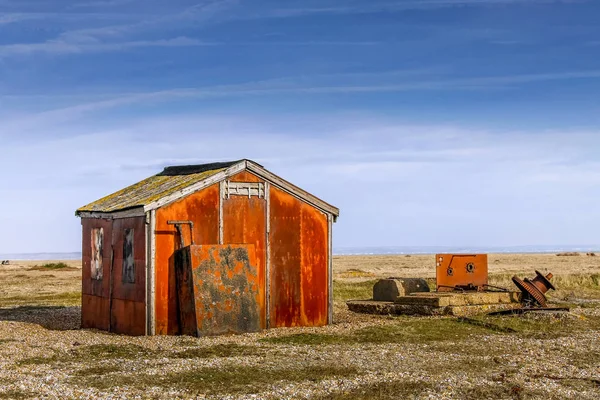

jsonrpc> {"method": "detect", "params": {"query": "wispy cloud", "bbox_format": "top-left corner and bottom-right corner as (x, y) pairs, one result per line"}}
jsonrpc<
(239, 0), (582, 20)
(1, 108), (599, 252)
(4, 69), (597, 118)
(0, 36), (214, 56)
(0, 0), (237, 56)
(70, 0), (136, 8)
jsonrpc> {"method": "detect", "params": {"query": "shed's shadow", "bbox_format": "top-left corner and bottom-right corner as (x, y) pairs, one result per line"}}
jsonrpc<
(0, 306), (81, 331)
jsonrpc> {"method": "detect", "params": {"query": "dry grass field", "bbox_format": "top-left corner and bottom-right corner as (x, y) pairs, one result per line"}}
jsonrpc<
(1, 254), (599, 399)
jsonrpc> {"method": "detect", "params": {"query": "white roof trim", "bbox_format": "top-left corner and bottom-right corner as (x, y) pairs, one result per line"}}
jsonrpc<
(78, 208), (146, 220)
(245, 161), (339, 219)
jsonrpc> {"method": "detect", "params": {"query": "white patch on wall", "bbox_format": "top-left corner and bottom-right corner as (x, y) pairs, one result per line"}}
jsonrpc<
(91, 228), (104, 280)
(122, 228), (135, 284)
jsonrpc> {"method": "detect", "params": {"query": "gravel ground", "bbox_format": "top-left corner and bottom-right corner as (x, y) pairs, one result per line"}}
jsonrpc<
(1, 256), (599, 399)
(1, 304), (599, 399)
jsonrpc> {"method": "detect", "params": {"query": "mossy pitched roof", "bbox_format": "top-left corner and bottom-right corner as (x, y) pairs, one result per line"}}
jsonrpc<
(76, 161), (240, 214)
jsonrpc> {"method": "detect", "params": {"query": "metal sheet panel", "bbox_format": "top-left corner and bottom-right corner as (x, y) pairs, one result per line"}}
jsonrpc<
(436, 254), (489, 291)
(269, 187), (330, 327)
(175, 245), (261, 336)
(82, 218), (112, 298)
(222, 189), (267, 329)
(300, 202), (329, 326)
(110, 299), (146, 336)
(81, 216), (147, 335)
(111, 217), (147, 304)
(229, 170), (262, 183)
(81, 294), (109, 331)
(155, 184), (220, 335)
(269, 187), (303, 327)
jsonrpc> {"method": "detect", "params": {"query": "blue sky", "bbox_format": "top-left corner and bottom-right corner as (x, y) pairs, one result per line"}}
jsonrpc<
(1, 0), (599, 253)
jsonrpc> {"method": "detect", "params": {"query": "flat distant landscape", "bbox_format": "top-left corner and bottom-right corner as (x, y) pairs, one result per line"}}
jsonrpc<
(1, 254), (599, 399)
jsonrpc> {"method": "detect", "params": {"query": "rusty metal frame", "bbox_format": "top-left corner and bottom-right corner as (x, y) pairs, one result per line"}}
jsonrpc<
(265, 181), (271, 329)
(145, 210), (156, 335)
(219, 181), (224, 245)
(78, 208), (146, 220)
(327, 213), (333, 324)
(167, 220), (195, 248)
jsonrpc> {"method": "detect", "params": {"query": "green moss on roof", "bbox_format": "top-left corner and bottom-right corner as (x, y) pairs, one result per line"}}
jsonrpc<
(76, 167), (226, 214)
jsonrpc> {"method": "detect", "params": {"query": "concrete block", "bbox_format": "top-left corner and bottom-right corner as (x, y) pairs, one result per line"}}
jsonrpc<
(346, 300), (524, 317)
(373, 278), (430, 301)
(395, 292), (521, 307)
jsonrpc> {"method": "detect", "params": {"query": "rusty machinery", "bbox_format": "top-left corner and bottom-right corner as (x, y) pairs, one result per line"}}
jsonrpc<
(436, 254), (491, 292)
(167, 220), (195, 248)
(512, 270), (555, 307)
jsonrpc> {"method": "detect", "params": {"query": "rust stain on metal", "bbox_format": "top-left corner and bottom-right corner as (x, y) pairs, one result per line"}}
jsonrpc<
(269, 187), (329, 327)
(222, 187), (267, 328)
(512, 270), (555, 307)
(81, 217), (146, 335)
(300, 202), (328, 326)
(229, 170), (262, 183)
(175, 244), (261, 336)
(436, 254), (488, 292)
(155, 183), (220, 335)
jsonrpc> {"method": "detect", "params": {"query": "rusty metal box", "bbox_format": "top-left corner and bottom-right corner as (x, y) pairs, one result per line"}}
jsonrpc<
(436, 254), (488, 292)
(175, 244), (261, 336)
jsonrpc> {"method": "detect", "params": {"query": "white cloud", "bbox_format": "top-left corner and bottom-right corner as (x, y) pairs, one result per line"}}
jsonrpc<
(0, 36), (214, 56)
(1, 110), (599, 252)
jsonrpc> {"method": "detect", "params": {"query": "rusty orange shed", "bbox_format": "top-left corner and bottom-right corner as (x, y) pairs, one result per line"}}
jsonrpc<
(75, 160), (339, 336)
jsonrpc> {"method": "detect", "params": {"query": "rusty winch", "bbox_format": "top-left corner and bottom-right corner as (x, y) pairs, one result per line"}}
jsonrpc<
(512, 270), (555, 307)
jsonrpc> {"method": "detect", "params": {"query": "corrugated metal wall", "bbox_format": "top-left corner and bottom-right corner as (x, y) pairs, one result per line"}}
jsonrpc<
(82, 169), (331, 336)
(81, 216), (146, 336)
(269, 186), (329, 327)
(155, 183), (220, 335)
(222, 171), (267, 329)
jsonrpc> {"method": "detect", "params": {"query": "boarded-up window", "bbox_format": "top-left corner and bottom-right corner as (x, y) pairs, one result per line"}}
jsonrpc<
(122, 229), (135, 283)
(91, 228), (104, 280)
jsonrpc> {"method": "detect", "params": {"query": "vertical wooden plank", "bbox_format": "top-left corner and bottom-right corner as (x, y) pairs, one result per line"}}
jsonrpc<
(299, 203), (328, 326)
(155, 184), (220, 335)
(269, 187), (302, 327)
(265, 182), (271, 329)
(219, 181), (224, 245)
(328, 213), (333, 324)
(222, 190), (267, 329)
(149, 210), (156, 335)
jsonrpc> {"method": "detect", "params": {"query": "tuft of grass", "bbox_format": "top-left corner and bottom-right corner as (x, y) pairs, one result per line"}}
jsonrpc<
(334, 280), (378, 302)
(351, 318), (494, 344)
(73, 365), (122, 377)
(72, 344), (157, 360)
(318, 380), (433, 399)
(0, 339), (18, 345)
(264, 318), (496, 346)
(173, 343), (264, 359)
(261, 333), (347, 345)
(0, 291), (81, 307)
(19, 344), (158, 366)
(76, 365), (359, 394)
(19, 343), (267, 368)
(465, 313), (600, 339)
(28, 262), (76, 271)
(454, 384), (536, 400)
(338, 269), (377, 278)
(0, 390), (36, 400)
(18, 355), (62, 366)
